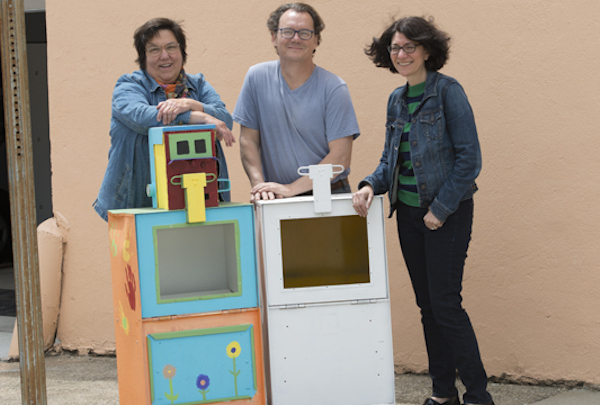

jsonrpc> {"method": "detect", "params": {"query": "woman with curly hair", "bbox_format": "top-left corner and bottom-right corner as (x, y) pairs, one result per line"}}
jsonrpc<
(353, 16), (493, 405)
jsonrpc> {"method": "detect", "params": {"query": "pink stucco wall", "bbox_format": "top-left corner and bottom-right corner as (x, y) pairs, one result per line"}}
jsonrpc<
(44, 0), (600, 384)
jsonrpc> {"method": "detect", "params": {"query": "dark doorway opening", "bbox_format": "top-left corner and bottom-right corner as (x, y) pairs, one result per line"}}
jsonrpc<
(0, 10), (52, 267)
(0, 10), (51, 357)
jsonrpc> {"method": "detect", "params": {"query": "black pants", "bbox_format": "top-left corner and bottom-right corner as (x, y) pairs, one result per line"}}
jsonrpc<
(396, 199), (492, 404)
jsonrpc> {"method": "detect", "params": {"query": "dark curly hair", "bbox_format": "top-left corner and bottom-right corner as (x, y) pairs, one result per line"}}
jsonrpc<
(365, 16), (450, 73)
(267, 3), (325, 46)
(134, 18), (188, 71)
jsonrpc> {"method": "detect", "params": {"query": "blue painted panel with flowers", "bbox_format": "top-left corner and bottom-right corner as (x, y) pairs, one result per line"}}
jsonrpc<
(147, 324), (257, 404)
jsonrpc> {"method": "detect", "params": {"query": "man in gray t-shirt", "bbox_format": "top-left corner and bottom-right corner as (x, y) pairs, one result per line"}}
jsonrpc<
(233, 3), (360, 202)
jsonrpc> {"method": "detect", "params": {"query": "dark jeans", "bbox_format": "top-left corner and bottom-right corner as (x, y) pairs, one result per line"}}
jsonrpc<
(331, 180), (351, 194)
(298, 178), (351, 196)
(396, 199), (492, 404)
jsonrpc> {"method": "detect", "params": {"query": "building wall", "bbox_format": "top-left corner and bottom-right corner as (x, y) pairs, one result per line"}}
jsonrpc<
(44, 0), (600, 383)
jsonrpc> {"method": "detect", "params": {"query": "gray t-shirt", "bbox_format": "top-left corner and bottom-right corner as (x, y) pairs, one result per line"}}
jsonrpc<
(233, 60), (360, 185)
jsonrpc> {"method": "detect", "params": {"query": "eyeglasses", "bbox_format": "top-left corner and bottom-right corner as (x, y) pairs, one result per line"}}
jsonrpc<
(278, 28), (314, 40)
(387, 44), (421, 55)
(146, 43), (180, 57)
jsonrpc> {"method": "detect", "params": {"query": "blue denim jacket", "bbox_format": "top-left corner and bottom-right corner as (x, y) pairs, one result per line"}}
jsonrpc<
(93, 70), (233, 221)
(360, 71), (481, 222)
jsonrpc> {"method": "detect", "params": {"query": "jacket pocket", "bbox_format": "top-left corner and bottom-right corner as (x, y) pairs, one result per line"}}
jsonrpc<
(385, 116), (400, 132)
(419, 108), (443, 141)
(385, 116), (406, 145)
(114, 165), (133, 204)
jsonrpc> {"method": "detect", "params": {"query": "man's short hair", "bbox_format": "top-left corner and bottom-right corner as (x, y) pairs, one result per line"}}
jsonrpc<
(267, 3), (325, 45)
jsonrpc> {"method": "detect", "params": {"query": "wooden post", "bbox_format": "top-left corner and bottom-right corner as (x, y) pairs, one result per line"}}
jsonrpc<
(0, 0), (47, 404)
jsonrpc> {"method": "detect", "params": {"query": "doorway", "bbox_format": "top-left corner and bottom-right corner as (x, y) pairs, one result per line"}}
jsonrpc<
(0, 9), (51, 359)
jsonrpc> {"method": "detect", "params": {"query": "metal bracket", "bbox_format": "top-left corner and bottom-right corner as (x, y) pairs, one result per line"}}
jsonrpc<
(297, 164), (344, 213)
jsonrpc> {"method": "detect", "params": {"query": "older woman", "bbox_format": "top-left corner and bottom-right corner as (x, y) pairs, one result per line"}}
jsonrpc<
(93, 18), (234, 221)
(353, 17), (493, 405)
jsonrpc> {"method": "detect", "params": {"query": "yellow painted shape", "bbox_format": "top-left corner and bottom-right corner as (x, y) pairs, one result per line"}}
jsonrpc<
(154, 144), (169, 209)
(118, 301), (130, 335)
(123, 229), (131, 263)
(109, 222), (118, 257)
(182, 173), (207, 223)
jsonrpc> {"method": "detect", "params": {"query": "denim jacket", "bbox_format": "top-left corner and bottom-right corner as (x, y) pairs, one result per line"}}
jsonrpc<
(93, 70), (233, 221)
(360, 71), (481, 222)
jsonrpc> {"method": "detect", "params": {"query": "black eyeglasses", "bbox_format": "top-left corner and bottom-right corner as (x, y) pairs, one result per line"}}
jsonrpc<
(278, 28), (314, 40)
(387, 44), (421, 55)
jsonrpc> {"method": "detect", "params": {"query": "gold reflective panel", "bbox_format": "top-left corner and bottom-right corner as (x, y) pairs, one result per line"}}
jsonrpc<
(280, 215), (370, 289)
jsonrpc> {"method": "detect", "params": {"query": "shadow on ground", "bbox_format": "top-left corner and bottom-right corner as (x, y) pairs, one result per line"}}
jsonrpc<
(0, 353), (590, 405)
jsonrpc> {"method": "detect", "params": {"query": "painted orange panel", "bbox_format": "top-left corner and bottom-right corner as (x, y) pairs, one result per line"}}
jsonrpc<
(108, 211), (150, 404)
(143, 309), (266, 405)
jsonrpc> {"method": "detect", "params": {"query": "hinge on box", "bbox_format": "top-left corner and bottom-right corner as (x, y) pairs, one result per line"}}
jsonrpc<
(278, 303), (306, 310)
(147, 315), (179, 322)
(223, 308), (245, 314)
(351, 299), (378, 305)
(145, 308), (249, 323)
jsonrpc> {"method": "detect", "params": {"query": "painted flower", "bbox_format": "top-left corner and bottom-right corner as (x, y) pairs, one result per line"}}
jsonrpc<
(163, 364), (177, 379)
(196, 374), (210, 390)
(226, 341), (241, 359)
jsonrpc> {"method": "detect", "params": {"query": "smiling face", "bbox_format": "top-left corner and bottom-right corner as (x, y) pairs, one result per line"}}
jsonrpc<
(390, 32), (429, 85)
(145, 29), (183, 84)
(271, 10), (318, 64)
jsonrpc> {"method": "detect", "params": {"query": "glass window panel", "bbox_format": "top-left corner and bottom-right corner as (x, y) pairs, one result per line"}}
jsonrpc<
(280, 215), (370, 289)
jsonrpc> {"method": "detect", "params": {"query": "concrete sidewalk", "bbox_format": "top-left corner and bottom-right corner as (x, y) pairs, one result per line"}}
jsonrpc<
(0, 354), (598, 404)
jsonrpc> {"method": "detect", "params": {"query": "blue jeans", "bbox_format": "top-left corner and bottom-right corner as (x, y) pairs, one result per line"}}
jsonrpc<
(396, 199), (492, 404)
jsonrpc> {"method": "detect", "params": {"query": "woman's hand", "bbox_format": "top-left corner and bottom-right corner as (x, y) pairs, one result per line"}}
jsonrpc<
(423, 209), (444, 231)
(157, 99), (235, 146)
(187, 112), (236, 147)
(203, 115), (235, 147)
(352, 185), (374, 217)
(156, 99), (198, 125)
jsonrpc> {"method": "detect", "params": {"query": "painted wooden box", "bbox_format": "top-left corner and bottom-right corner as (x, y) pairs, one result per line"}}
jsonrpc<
(109, 203), (259, 319)
(108, 205), (265, 405)
(147, 124), (225, 210)
(254, 195), (395, 405)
